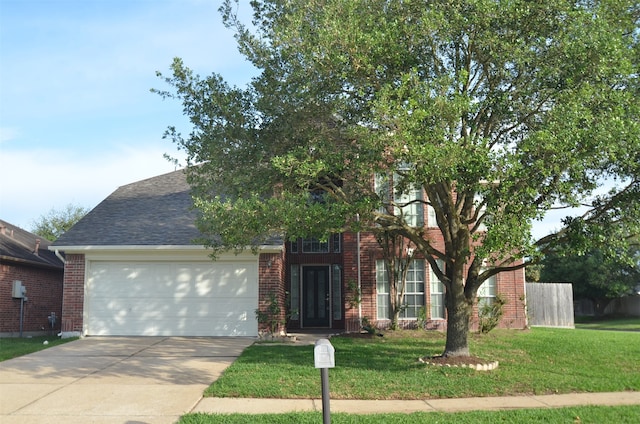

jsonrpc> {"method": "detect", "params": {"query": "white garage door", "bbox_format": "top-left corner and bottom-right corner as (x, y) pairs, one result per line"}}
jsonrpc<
(85, 261), (258, 336)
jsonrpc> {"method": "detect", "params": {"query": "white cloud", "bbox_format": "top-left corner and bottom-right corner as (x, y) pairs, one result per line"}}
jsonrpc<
(0, 144), (184, 230)
(0, 127), (20, 143)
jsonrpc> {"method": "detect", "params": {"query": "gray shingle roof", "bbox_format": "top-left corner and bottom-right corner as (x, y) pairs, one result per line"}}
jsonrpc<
(52, 170), (204, 247)
(0, 220), (64, 269)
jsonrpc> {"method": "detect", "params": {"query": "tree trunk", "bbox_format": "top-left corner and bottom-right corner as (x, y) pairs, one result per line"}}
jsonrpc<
(391, 307), (400, 330)
(443, 278), (473, 357)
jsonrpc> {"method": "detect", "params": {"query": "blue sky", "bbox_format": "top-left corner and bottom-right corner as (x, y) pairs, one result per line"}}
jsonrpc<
(0, 0), (568, 239)
(0, 0), (256, 230)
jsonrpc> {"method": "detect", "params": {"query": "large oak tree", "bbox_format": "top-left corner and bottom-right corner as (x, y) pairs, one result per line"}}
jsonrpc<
(156, 0), (639, 357)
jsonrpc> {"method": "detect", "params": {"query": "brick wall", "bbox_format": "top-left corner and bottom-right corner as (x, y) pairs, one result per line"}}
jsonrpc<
(257, 251), (285, 333)
(341, 230), (527, 332)
(60, 254), (86, 334)
(0, 262), (63, 335)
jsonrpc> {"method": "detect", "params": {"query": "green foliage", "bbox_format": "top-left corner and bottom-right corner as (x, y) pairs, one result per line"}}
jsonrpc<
(360, 316), (376, 335)
(345, 279), (362, 310)
(478, 294), (507, 334)
(255, 291), (284, 336)
(540, 246), (640, 314)
(525, 263), (542, 282)
(29, 203), (89, 241)
(416, 306), (427, 330)
(157, 0), (640, 355)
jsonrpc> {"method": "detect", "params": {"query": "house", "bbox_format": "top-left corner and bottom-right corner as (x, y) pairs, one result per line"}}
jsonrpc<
(51, 169), (527, 337)
(0, 220), (64, 336)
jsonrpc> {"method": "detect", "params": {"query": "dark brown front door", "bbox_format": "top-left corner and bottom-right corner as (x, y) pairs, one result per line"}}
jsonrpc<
(302, 266), (330, 327)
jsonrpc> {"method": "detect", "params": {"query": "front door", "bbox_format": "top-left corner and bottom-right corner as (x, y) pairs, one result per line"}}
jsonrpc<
(302, 266), (330, 327)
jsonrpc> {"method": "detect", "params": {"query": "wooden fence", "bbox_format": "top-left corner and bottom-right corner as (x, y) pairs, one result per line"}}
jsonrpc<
(525, 283), (575, 328)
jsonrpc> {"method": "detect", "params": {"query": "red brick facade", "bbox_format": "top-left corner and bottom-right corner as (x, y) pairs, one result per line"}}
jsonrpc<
(60, 254), (85, 334)
(257, 251), (286, 334)
(0, 262), (63, 335)
(59, 241), (526, 335)
(285, 230), (527, 333)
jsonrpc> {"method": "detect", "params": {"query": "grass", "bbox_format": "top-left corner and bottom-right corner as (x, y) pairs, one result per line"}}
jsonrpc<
(179, 405), (640, 423)
(206, 327), (640, 400)
(575, 316), (640, 331)
(0, 336), (77, 361)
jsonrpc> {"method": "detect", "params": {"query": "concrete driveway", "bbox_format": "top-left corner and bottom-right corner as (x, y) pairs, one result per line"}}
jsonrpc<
(0, 336), (254, 424)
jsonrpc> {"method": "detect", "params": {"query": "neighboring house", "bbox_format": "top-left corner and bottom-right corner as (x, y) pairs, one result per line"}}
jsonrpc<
(0, 220), (64, 336)
(51, 170), (527, 337)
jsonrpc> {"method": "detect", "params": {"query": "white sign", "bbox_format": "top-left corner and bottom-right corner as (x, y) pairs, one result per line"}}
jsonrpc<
(314, 339), (335, 369)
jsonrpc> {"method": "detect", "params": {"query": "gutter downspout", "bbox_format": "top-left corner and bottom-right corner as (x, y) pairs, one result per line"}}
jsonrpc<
(54, 249), (66, 264)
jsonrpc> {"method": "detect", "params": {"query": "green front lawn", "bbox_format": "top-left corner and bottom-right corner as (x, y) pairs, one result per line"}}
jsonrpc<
(0, 336), (77, 361)
(575, 316), (640, 331)
(180, 405), (640, 423)
(207, 328), (640, 400)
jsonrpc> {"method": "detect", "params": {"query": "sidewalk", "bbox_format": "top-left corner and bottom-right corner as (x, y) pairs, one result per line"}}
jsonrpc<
(192, 391), (640, 415)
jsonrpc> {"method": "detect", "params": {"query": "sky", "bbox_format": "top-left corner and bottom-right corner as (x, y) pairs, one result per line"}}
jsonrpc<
(0, 0), (257, 230)
(0, 0), (568, 239)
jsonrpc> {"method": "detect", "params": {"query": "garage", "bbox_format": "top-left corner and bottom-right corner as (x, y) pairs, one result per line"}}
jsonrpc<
(84, 259), (258, 336)
(50, 170), (282, 338)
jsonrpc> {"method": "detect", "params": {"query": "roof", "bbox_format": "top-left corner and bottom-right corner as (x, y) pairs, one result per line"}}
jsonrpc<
(52, 170), (204, 247)
(0, 220), (64, 269)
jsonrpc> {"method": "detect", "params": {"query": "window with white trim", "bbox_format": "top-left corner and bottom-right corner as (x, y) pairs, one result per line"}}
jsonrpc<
(477, 274), (497, 309)
(376, 261), (390, 320)
(427, 203), (438, 228)
(429, 260), (446, 319)
(375, 172), (424, 227)
(376, 259), (425, 320)
(396, 183), (424, 227)
(474, 194), (488, 232)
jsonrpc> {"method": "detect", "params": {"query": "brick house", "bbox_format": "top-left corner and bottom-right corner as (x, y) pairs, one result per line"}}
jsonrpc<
(285, 223), (527, 333)
(0, 220), (64, 336)
(51, 170), (526, 337)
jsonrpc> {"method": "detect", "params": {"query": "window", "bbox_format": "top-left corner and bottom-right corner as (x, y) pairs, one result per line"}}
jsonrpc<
(474, 195), (488, 232)
(376, 259), (425, 320)
(290, 265), (300, 320)
(374, 173), (391, 216)
(478, 274), (497, 309)
(375, 172), (424, 227)
(396, 184), (424, 227)
(290, 239), (298, 253)
(332, 234), (341, 253)
(332, 264), (342, 320)
(302, 238), (329, 253)
(376, 261), (390, 320)
(429, 261), (445, 319)
(427, 203), (438, 228)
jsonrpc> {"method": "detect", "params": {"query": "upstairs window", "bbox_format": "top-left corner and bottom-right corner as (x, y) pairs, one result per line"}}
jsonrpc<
(302, 237), (329, 253)
(375, 172), (424, 227)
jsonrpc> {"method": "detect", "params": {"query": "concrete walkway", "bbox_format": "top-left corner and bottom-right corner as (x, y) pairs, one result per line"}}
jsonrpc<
(0, 336), (254, 424)
(193, 391), (640, 415)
